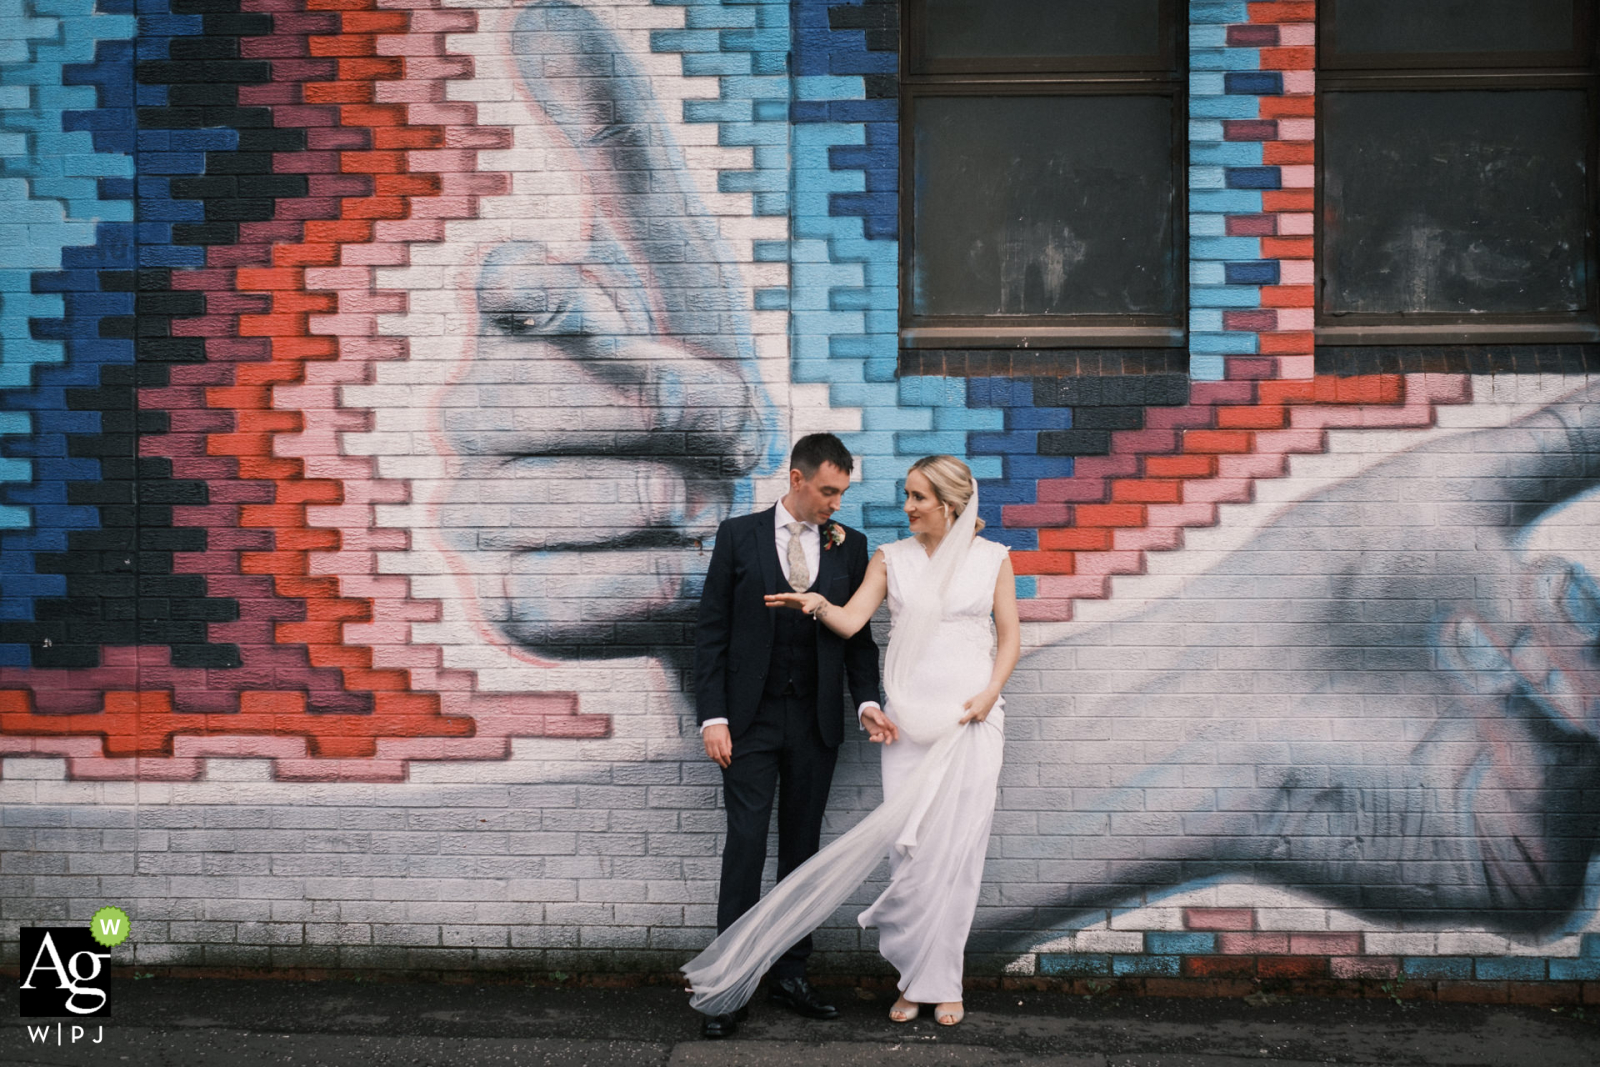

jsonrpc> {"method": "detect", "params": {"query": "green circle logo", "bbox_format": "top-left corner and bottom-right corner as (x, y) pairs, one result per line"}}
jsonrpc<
(90, 906), (131, 948)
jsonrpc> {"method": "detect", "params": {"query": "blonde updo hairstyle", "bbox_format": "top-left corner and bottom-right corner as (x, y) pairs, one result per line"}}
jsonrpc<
(907, 454), (985, 533)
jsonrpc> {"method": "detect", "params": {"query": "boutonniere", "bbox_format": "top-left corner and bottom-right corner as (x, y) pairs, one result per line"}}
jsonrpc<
(821, 521), (846, 551)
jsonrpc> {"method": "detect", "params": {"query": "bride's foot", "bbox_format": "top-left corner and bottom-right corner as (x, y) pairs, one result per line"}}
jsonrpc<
(889, 997), (919, 1023)
(935, 1002), (964, 1026)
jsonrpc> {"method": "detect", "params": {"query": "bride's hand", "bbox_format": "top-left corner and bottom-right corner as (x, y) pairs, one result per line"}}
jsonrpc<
(959, 688), (1000, 725)
(763, 592), (824, 615)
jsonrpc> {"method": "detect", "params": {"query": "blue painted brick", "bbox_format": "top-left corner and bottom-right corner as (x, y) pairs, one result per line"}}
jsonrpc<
(1549, 956), (1600, 980)
(1113, 955), (1181, 977)
(1401, 957), (1472, 980)
(1146, 932), (1216, 955)
(1227, 71), (1284, 96)
(1472, 957), (1547, 981)
(1225, 260), (1280, 285)
(1582, 933), (1600, 957)
(1038, 953), (1110, 977)
(1225, 167), (1282, 190)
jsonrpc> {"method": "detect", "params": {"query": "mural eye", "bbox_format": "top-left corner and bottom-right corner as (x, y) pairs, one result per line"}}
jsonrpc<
(487, 313), (537, 337)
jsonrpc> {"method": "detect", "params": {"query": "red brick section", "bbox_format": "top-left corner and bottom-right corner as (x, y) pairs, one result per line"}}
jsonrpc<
(0, 0), (605, 780)
(1009, 373), (1472, 619)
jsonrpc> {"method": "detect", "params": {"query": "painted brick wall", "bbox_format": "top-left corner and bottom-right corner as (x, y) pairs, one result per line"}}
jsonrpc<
(3, 0), (1599, 999)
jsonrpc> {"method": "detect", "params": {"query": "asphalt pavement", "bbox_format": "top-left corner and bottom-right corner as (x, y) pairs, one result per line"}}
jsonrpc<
(2, 977), (1598, 1066)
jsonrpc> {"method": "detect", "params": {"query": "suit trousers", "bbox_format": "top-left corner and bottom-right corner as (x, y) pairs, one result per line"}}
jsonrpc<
(716, 691), (839, 980)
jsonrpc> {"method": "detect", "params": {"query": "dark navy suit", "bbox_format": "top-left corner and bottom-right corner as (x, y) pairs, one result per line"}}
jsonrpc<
(693, 506), (881, 977)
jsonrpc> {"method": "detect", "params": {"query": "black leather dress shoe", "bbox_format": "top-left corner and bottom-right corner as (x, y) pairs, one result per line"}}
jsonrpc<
(768, 976), (838, 1019)
(699, 1007), (746, 1039)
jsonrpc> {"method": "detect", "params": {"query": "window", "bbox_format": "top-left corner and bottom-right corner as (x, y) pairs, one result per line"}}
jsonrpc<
(900, 0), (1186, 357)
(1317, 0), (1600, 347)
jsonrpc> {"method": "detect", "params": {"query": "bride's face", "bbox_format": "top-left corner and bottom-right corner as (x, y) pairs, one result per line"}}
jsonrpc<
(903, 469), (944, 534)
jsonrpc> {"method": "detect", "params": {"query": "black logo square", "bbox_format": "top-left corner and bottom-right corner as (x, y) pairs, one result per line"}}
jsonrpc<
(18, 928), (111, 1018)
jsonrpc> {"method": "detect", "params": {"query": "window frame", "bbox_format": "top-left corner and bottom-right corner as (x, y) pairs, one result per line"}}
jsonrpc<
(1315, 1), (1600, 346)
(899, 0), (1187, 351)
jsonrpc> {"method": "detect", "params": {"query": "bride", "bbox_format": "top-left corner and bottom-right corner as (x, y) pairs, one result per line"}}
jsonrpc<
(682, 455), (1020, 1027)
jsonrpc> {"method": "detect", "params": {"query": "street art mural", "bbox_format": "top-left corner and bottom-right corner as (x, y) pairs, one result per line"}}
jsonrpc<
(3, 0), (1600, 983)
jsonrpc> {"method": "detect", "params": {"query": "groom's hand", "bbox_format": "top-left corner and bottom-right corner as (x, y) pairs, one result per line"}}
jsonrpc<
(702, 724), (733, 768)
(861, 706), (898, 745)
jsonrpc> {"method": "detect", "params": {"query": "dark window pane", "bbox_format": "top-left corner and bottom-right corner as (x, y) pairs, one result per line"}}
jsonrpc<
(923, 0), (1164, 62)
(1322, 90), (1592, 317)
(1328, 0), (1578, 58)
(911, 95), (1178, 319)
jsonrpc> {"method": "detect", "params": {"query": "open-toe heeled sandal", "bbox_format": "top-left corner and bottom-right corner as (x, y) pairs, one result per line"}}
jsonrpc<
(889, 998), (919, 1023)
(935, 1002), (964, 1026)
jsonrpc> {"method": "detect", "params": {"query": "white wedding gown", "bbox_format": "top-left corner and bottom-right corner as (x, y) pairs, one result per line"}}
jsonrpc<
(682, 528), (1009, 1013)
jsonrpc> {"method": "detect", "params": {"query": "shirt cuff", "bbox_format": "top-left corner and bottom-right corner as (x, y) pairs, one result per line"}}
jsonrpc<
(856, 702), (881, 728)
(699, 718), (729, 732)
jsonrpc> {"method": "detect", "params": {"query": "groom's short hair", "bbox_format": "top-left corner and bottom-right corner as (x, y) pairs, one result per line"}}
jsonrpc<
(790, 433), (854, 478)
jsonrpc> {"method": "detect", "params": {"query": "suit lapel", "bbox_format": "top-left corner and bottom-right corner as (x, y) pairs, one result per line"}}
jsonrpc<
(815, 522), (843, 593)
(753, 506), (780, 595)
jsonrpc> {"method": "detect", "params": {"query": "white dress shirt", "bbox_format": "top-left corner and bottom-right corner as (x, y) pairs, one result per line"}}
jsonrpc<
(701, 499), (881, 734)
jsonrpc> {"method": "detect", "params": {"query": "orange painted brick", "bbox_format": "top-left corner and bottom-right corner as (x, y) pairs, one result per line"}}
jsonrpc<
(1258, 379), (1316, 404)
(1075, 503), (1146, 527)
(1259, 46), (1314, 70)
(342, 11), (408, 33)
(1217, 405), (1286, 430)
(237, 313), (309, 337)
(1183, 429), (1253, 454)
(341, 151), (407, 174)
(304, 220), (375, 243)
(272, 292), (338, 315)
(377, 177), (442, 200)
(1144, 454), (1216, 478)
(1112, 479), (1182, 504)
(1262, 189), (1313, 212)
(1261, 236), (1313, 259)
(306, 0), (370, 10)
(1257, 331), (1314, 355)
(1184, 955), (1256, 978)
(1263, 141), (1313, 165)
(1260, 94), (1315, 119)
(341, 103), (407, 126)
(1248, 1), (1314, 20)
(1260, 285), (1314, 308)
(373, 127), (446, 150)
(309, 34), (376, 57)
(343, 196), (409, 220)
(340, 57), (404, 81)
(234, 267), (303, 291)
(274, 244), (339, 267)
(273, 336), (338, 360)
(305, 81), (374, 105)
(277, 529), (340, 552)
(1009, 550), (1076, 576)
(1258, 956), (1327, 979)
(1315, 373), (1403, 404)
(1038, 527), (1113, 552)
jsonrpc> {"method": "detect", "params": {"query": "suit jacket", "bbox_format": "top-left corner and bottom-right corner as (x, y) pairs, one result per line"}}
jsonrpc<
(694, 506), (883, 749)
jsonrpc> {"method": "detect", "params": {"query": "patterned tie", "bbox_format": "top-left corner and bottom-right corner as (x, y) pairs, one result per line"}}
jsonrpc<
(785, 522), (811, 591)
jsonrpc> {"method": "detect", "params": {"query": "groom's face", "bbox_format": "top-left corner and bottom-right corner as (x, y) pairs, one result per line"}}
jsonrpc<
(787, 462), (852, 527)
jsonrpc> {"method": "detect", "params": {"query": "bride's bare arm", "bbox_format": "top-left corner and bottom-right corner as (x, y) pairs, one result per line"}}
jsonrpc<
(763, 549), (889, 638)
(960, 554), (1021, 724)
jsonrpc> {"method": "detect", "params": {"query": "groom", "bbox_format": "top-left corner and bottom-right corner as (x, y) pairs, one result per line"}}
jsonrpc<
(693, 433), (889, 1037)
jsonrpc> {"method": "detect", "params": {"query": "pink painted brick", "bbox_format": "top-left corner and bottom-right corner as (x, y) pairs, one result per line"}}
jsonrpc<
(1280, 259), (1315, 284)
(1017, 598), (1074, 622)
(1216, 452), (1287, 480)
(1409, 372), (1472, 403)
(1182, 478), (1253, 505)
(1036, 575), (1111, 599)
(1280, 164), (1315, 188)
(1277, 212), (1314, 235)
(1003, 503), (1073, 527)
(1290, 933), (1362, 956)
(1072, 456), (1141, 478)
(1275, 307), (1314, 330)
(1277, 118), (1315, 141)
(1219, 933), (1289, 954)
(1331, 956), (1398, 980)
(1035, 478), (1108, 504)
(1144, 406), (1215, 430)
(1109, 428), (1179, 453)
(1188, 381), (1255, 405)
(1250, 428), (1327, 454)
(1143, 502), (1218, 528)
(1283, 70), (1315, 93)
(1275, 354), (1316, 379)
(1074, 550), (1145, 576)
(1278, 22), (1315, 46)
(1113, 526), (1182, 552)
(1184, 907), (1255, 931)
